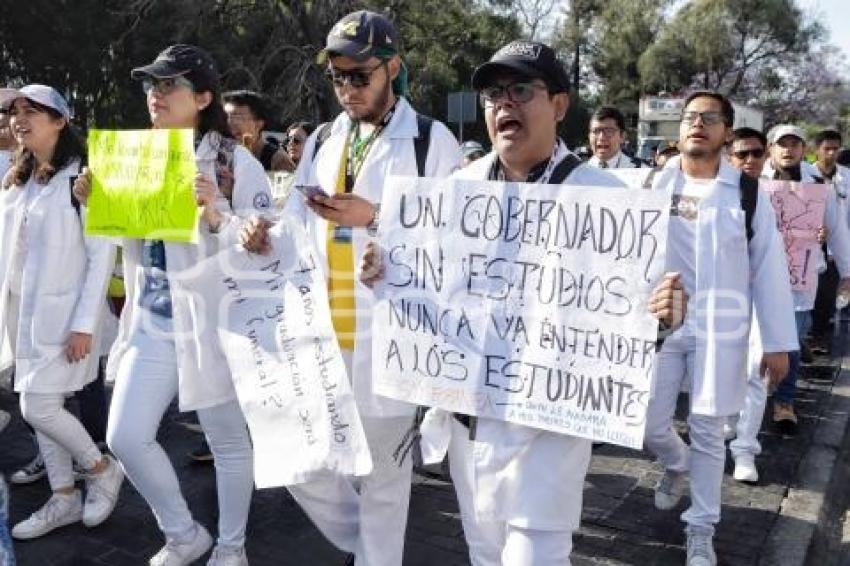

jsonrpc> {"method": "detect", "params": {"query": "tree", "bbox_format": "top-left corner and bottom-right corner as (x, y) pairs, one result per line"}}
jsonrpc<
(586, 0), (669, 107)
(639, 0), (824, 96)
(553, 0), (601, 94)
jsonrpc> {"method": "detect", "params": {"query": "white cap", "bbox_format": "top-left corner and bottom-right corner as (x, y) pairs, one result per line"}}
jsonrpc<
(767, 124), (806, 145)
(0, 84), (72, 120)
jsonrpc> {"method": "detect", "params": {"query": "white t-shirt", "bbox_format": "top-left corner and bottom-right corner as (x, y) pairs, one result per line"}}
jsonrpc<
(665, 174), (712, 337)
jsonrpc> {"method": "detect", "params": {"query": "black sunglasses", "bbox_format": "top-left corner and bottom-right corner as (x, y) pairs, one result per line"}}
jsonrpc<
(732, 148), (765, 160)
(325, 61), (387, 88)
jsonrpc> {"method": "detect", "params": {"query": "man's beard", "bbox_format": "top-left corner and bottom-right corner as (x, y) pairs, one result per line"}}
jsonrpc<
(682, 139), (723, 160)
(350, 84), (392, 124)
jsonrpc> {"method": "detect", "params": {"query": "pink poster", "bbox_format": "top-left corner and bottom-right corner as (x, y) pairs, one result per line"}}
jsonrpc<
(761, 180), (828, 293)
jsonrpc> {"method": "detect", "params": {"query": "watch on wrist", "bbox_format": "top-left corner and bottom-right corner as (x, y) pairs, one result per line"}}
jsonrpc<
(367, 203), (381, 236)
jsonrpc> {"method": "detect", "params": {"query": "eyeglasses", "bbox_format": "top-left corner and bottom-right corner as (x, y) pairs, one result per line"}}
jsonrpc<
(479, 82), (548, 106)
(142, 76), (194, 96)
(681, 111), (724, 126)
(326, 61), (387, 88)
(590, 126), (620, 137)
(287, 135), (306, 146)
(226, 112), (256, 123)
(732, 148), (765, 160)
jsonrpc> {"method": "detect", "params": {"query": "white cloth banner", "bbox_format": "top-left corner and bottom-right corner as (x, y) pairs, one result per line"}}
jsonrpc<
(183, 222), (372, 487)
(372, 177), (670, 448)
(608, 168), (654, 190)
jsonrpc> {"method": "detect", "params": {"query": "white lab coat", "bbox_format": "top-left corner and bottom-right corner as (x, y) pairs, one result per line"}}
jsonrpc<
(0, 150), (12, 179)
(0, 160), (114, 393)
(449, 151), (625, 531)
(106, 132), (274, 412)
(284, 97), (462, 418)
(588, 151), (643, 169)
(762, 161), (850, 311)
(654, 156), (798, 416)
(832, 164), (850, 230)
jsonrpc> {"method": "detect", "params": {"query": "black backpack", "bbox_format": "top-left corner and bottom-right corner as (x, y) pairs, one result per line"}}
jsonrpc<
(311, 114), (434, 177)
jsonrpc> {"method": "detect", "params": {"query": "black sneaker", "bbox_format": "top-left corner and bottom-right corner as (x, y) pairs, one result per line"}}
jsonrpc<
(187, 439), (214, 463)
(10, 453), (46, 485)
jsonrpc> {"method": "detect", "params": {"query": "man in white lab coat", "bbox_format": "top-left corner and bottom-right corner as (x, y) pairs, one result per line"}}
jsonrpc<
(724, 126), (772, 484)
(644, 92), (798, 566)
(241, 10), (461, 566)
(810, 129), (850, 350)
(587, 106), (644, 169)
(761, 125), (850, 435)
(357, 40), (688, 566)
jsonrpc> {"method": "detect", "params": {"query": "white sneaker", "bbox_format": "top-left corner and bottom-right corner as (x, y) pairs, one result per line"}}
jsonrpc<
(733, 454), (759, 483)
(0, 410), (10, 435)
(149, 523), (213, 566)
(654, 470), (686, 510)
(207, 545), (249, 566)
(12, 491), (82, 539)
(83, 455), (124, 527)
(722, 422), (736, 441)
(10, 453), (46, 485)
(686, 526), (717, 566)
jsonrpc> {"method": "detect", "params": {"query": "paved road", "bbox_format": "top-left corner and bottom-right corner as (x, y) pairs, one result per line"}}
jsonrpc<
(0, 348), (843, 565)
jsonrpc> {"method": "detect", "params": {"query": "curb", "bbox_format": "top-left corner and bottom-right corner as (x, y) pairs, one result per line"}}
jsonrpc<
(759, 354), (850, 566)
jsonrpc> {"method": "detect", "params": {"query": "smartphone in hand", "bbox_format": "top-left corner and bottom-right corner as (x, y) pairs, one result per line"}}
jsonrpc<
(294, 184), (330, 200)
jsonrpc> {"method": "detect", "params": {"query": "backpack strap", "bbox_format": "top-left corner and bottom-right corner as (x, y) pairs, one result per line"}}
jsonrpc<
(739, 173), (758, 242)
(413, 114), (434, 177)
(310, 122), (334, 164)
(548, 153), (583, 185)
(69, 161), (83, 218)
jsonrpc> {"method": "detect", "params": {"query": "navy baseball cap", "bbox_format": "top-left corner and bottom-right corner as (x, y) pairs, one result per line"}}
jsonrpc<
(318, 10), (399, 63)
(472, 40), (570, 93)
(131, 44), (220, 93)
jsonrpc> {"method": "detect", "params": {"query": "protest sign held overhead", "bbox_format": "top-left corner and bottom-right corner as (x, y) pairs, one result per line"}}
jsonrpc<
(178, 223), (372, 488)
(372, 176), (671, 448)
(86, 129), (199, 242)
(761, 180), (828, 293)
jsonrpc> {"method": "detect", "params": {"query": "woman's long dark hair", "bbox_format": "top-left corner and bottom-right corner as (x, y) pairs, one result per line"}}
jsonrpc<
(8, 100), (85, 188)
(197, 95), (232, 142)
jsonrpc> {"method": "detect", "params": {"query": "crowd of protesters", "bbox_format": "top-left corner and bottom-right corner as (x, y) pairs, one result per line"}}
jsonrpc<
(1, 9), (850, 566)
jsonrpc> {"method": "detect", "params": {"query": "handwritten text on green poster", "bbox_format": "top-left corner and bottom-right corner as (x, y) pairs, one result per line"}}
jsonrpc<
(87, 129), (199, 242)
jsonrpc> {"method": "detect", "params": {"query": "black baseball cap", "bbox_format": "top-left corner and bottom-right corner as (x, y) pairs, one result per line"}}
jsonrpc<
(318, 10), (399, 64)
(472, 40), (570, 93)
(131, 44), (220, 93)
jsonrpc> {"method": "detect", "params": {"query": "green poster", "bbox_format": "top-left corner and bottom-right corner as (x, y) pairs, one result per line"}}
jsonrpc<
(86, 129), (199, 242)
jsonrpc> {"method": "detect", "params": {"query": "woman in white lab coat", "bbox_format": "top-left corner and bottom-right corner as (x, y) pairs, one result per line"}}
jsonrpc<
(0, 85), (122, 540)
(74, 45), (273, 566)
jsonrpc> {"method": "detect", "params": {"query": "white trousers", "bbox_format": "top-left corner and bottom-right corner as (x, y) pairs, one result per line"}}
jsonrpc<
(729, 333), (766, 459)
(448, 420), (575, 566)
(645, 336), (725, 532)
(287, 414), (413, 566)
(106, 323), (254, 548)
(729, 370), (766, 459)
(19, 392), (102, 492)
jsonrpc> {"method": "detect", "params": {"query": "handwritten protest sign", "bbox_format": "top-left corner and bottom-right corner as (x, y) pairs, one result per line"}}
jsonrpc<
(180, 224), (372, 487)
(372, 177), (670, 448)
(761, 180), (828, 293)
(268, 171), (295, 210)
(87, 129), (199, 242)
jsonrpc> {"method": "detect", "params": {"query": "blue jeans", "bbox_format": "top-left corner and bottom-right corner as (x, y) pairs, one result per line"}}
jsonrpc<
(775, 311), (811, 404)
